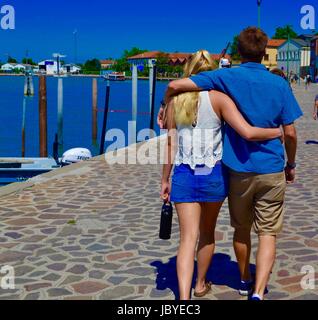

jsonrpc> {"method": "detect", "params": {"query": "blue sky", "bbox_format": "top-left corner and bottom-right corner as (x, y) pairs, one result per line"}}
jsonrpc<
(0, 0), (316, 63)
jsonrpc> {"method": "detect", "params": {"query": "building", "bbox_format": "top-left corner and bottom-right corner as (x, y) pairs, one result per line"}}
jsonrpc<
(262, 39), (285, 68)
(127, 51), (231, 66)
(100, 60), (115, 69)
(310, 36), (318, 81)
(1, 63), (26, 72)
(38, 60), (61, 75)
(277, 39), (311, 78)
(61, 64), (81, 74)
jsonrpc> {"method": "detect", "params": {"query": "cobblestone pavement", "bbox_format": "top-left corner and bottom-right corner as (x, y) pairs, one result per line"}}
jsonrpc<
(0, 85), (317, 300)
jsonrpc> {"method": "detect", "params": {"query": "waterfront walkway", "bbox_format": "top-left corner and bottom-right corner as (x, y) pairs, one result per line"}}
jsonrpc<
(0, 85), (317, 300)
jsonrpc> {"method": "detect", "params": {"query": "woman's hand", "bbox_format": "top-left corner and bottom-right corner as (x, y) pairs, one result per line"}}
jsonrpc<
(160, 180), (171, 203)
(313, 112), (317, 121)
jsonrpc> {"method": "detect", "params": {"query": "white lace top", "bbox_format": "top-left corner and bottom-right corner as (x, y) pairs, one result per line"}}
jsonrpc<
(175, 91), (223, 169)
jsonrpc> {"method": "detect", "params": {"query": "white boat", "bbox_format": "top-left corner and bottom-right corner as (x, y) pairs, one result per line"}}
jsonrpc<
(0, 158), (59, 186)
(103, 72), (126, 81)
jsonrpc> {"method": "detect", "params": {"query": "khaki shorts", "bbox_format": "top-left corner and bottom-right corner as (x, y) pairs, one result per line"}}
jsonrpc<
(229, 170), (286, 236)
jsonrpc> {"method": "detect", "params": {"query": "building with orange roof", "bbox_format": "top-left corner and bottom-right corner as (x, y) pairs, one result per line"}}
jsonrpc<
(100, 59), (115, 69)
(262, 39), (285, 69)
(127, 51), (231, 66)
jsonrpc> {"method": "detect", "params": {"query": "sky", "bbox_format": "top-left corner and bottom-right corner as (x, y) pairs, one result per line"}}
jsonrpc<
(0, 0), (316, 63)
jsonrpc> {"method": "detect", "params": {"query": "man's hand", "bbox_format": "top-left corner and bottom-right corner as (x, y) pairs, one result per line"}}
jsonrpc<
(285, 167), (296, 184)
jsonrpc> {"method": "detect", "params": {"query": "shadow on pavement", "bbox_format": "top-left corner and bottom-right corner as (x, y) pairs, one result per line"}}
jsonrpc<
(305, 140), (318, 145)
(151, 253), (256, 300)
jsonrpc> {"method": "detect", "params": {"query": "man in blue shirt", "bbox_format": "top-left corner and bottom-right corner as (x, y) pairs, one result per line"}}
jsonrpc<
(158, 27), (303, 300)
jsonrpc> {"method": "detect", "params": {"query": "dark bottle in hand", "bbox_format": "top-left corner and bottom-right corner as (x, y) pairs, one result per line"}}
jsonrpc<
(159, 202), (173, 240)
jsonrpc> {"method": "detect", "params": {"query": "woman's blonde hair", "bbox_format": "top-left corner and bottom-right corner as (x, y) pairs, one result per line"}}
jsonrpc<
(174, 50), (216, 126)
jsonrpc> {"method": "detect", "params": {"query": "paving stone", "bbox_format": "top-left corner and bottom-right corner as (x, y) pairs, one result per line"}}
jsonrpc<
(99, 286), (135, 300)
(47, 288), (73, 297)
(40, 228), (57, 235)
(21, 244), (43, 251)
(6, 218), (42, 226)
(28, 271), (47, 277)
(47, 263), (67, 271)
(72, 281), (108, 294)
(25, 283), (52, 292)
(149, 288), (173, 299)
(89, 270), (106, 279)
(93, 263), (120, 271)
(87, 244), (110, 252)
(57, 226), (82, 237)
(42, 273), (62, 281)
(117, 267), (155, 276)
(107, 276), (128, 285)
(128, 277), (155, 285)
(14, 265), (34, 277)
(59, 275), (83, 286)
(24, 292), (41, 300)
(106, 252), (134, 261)
(67, 265), (88, 275)
(4, 232), (23, 239)
(61, 245), (82, 251)
(0, 251), (28, 264)
(48, 254), (68, 262)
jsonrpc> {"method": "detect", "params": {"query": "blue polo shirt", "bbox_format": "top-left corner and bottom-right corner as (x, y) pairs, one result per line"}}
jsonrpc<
(190, 62), (303, 174)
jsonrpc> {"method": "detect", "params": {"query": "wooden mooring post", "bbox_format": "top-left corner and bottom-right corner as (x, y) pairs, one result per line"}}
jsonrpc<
(92, 78), (98, 142)
(39, 76), (48, 157)
(22, 98), (26, 157)
(99, 81), (110, 155)
(57, 78), (64, 156)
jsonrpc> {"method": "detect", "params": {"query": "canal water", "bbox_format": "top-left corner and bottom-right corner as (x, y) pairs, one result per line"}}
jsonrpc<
(0, 76), (167, 157)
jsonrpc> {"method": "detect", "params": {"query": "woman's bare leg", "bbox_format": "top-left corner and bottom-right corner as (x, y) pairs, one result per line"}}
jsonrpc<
(175, 202), (201, 300)
(195, 202), (223, 293)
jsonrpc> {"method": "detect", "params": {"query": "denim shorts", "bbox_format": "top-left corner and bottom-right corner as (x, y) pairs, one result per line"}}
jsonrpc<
(170, 162), (229, 203)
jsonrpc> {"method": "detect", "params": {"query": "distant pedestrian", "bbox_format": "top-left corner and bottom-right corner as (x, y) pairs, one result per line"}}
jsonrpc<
(305, 74), (311, 90)
(313, 95), (318, 120)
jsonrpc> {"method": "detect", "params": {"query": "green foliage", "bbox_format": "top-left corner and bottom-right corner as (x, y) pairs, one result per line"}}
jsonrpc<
(22, 57), (36, 65)
(7, 56), (17, 63)
(82, 58), (101, 73)
(112, 47), (148, 73)
(156, 52), (170, 73)
(230, 35), (241, 61)
(272, 25), (297, 39)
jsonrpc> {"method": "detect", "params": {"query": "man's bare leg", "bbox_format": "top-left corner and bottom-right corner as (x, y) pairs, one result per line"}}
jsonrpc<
(253, 235), (276, 299)
(233, 227), (252, 281)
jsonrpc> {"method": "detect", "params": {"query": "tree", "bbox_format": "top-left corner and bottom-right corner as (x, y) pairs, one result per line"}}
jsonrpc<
(156, 52), (170, 73)
(112, 47), (148, 73)
(272, 25), (297, 39)
(22, 57), (36, 65)
(230, 35), (241, 61)
(83, 58), (101, 72)
(7, 56), (17, 63)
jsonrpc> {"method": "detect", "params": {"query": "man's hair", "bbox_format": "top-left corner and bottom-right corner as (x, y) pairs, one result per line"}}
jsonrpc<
(238, 27), (268, 62)
(270, 68), (286, 79)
